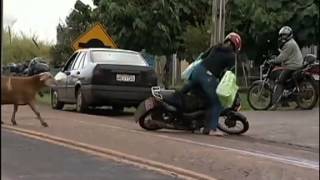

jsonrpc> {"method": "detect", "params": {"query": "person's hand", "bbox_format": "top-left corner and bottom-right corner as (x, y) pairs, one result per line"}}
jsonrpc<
(268, 59), (275, 63)
(268, 59), (276, 64)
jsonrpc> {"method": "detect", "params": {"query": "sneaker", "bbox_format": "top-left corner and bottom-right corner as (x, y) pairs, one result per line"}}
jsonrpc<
(200, 127), (210, 135)
(269, 104), (278, 111)
(209, 130), (225, 136)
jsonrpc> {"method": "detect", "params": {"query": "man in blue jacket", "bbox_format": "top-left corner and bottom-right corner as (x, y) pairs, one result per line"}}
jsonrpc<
(181, 32), (242, 136)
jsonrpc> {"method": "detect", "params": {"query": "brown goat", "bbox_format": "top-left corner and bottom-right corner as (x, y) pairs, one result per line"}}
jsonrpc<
(1, 72), (57, 127)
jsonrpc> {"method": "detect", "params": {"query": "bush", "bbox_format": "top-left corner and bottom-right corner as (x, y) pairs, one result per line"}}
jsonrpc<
(3, 28), (52, 65)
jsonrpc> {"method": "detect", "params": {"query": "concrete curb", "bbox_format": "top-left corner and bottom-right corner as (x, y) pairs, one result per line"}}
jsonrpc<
(2, 125), (216, 180)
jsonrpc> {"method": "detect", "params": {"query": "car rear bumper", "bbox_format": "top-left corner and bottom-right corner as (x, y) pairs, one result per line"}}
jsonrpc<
(82, 85), (152, 107)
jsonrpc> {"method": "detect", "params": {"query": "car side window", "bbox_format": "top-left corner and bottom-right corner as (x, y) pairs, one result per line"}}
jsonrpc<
(64, 53), (79, 72)
(72, 52), (85, 70)
(83, 52), (90, 67)
(78, 52), (87, 70)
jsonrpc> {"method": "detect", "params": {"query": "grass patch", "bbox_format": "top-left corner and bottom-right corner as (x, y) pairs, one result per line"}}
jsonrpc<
(238, 92), (252, 111)
(36, 92), (51, 105)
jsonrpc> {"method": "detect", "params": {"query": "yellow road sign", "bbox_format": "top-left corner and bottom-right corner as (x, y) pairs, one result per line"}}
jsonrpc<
(71, 23), (117, 50)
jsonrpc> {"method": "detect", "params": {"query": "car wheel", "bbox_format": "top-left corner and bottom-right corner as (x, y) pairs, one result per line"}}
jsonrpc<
(76, 88), (88, 113)
(51, 90), (64, 110)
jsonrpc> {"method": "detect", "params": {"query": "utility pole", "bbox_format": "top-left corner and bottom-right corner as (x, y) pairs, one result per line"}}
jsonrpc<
(211, 0), (236, 79)
(1, 0), (3, 69)
(210, 0), (217, 46)
(210, 0), (226, 47)
(221, 0), (226, 41)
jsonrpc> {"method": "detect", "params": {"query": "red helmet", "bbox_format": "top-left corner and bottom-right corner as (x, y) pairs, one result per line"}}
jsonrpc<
(224, 32), (242, 52)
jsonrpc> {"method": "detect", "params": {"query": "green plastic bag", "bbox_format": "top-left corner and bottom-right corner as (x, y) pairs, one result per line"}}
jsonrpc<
(216, 70), (239, 108)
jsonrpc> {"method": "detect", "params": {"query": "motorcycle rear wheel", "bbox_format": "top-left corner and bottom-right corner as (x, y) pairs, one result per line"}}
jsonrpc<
(138, 109), (163, 131)
(296, 79), (318, 110)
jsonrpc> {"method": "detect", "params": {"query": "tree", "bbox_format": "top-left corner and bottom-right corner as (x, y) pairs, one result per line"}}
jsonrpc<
(226, 0), (319, 64)
(93, 0), (210, 86)
(53, 0), (319, 81)
(180, 22), (211, 63)
(50, 0), (96, 66)
(96, 0), (179, 54)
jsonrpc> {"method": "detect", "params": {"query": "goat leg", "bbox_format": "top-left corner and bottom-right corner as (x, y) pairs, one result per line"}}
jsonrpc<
(28, 101), (48, 127)
(11, 104), (18, 126)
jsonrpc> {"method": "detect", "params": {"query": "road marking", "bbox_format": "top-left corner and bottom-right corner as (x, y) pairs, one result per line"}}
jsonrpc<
(2, 126), (216, 180)
(75, 119), (319, 170)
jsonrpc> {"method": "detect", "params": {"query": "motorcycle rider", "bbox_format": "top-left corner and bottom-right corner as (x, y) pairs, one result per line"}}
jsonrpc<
(269, 26), (303, 110)
(181, 32), (242, 136)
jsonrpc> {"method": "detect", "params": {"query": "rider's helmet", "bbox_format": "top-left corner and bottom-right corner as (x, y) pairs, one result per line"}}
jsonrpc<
(224, 32), (242, 52)
(278, 26), (293, 45)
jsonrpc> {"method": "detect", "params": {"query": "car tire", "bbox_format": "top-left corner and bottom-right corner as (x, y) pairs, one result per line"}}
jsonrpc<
(51, 90), (64, 110)
(76, 88), (88, 113)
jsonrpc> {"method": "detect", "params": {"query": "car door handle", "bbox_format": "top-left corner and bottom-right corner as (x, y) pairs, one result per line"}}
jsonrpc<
(77, 71), (80, 75)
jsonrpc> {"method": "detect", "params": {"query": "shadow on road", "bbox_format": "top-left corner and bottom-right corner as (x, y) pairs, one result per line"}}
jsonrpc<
(86, 109), (133, 117)
(63, 106), (134, 117)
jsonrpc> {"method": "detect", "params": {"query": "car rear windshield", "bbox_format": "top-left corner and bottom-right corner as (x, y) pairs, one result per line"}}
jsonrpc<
(91, 50), (148, 66)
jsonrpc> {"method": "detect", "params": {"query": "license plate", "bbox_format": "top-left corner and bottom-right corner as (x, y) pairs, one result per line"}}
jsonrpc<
(145, 98), (155, 111)
(116, 74), (135, 82)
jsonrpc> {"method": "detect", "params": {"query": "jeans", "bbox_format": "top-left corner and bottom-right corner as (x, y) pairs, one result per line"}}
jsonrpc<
(182, 64), (223, 130)
(272, 69), (295, 105)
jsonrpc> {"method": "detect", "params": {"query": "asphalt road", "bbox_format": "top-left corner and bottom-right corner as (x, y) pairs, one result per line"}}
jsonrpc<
(1, 130), (178, 180)
(1, 105), (319, 180)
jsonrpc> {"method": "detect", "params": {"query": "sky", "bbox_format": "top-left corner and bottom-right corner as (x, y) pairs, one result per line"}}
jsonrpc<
(3, 0), (94, 44)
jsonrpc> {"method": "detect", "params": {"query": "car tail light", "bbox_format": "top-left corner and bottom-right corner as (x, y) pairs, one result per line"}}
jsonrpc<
(92, 67), (106, 84)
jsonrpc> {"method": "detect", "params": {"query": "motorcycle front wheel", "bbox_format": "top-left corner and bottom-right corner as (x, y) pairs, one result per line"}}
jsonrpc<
(247, 82), (273, 110)
(218, 111), (249, 135)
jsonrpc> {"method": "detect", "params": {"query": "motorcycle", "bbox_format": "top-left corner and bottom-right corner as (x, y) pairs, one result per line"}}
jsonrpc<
(134, 86), (249, 135)
(247, 54), (319, 110)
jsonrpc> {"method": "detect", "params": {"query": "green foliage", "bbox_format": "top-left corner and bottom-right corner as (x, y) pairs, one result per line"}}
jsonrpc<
(52, 0), (210, 56)
(36, 91), (51, 105)
(3, 28), (51, 64)
(53, 0), (319, 67)
(226, 0), (319, 63)
(181, 23), (210, 63)
(50, 0), (96, 66)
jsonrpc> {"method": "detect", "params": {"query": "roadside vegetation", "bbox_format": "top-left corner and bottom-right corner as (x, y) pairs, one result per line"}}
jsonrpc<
(2, 28), (52, 65)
